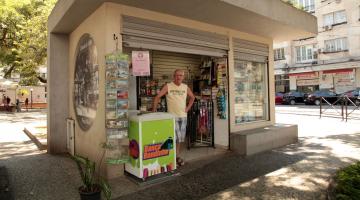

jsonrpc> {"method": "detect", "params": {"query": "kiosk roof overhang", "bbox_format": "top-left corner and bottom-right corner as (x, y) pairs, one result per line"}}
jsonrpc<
(49, 0), (317, 42)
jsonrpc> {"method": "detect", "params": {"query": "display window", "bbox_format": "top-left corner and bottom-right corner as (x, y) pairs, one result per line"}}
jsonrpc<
(233, 61), (269, 124)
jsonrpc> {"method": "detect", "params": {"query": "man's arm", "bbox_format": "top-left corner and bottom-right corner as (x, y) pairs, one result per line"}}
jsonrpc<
(152, 84), (168, 112)
(185, 87), (195, 113)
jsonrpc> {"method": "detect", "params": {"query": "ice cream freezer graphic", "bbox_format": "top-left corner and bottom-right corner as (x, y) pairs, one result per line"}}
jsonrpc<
(125, 113), (176, 179)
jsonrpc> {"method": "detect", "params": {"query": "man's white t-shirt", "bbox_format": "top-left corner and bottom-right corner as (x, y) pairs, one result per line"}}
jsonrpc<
(166, 82), (187, 118)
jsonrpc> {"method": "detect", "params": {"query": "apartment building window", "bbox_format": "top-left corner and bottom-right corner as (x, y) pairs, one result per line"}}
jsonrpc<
(274, 48), (285, 60)
(296, 0), (315, 12)
(323, 10), (347, 27)
(295, 45), (316, 63)
(324, 38), (348, 52)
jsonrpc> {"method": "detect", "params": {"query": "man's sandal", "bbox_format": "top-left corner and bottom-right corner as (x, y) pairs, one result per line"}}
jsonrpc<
(176, 157), (185, 167)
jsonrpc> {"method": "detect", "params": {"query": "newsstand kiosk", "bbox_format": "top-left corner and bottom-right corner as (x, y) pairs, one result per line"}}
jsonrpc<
(125, 112), (176, 180)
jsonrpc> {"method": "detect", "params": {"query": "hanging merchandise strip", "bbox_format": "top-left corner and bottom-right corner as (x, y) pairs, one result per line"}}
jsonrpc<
(105, 52), (130, 164)
(215, 60), (227, 119)
(187, 99), (214, 148)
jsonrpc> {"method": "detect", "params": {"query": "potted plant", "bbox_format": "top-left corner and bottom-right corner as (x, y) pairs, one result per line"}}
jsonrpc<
(72, 155), (111, 200)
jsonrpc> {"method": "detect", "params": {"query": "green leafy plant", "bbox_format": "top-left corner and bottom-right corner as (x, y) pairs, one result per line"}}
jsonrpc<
(0, 0), (57, 84)
(101, 141), (129, 165)
(17, 88), (29, 96)
(72, 155), (111, 200)
(334, 161), (360, 200)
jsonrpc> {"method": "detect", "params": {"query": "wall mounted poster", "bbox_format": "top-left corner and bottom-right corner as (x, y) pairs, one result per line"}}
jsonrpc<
(132, 51), (150, 76)
(73, 34), (99, 131)
(105, 52), (129, 138)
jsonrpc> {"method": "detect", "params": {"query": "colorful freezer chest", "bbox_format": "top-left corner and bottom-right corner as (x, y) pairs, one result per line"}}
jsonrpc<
(125, 113), (176, 179)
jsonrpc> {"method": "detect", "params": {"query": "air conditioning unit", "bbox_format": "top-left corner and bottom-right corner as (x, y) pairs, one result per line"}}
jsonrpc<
(324, 25), (332, 31)
(317, 48), (323, 53)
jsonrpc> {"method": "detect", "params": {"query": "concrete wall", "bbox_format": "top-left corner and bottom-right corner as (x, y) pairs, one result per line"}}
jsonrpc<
(47, 33), (69, 154)
(316, 0), (360, 60)
(68, 4), (110, 176)
(230, 124), (298, 156)
(16, 86), (46, 103)
(289, 76), (297, 91)
(0, 86), (47, 105)
(274, 41), (292, 70)
(356, 68), (360, 88)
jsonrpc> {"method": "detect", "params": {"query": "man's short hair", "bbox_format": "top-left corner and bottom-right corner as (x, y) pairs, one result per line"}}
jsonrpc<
(174, 69), (184, 75)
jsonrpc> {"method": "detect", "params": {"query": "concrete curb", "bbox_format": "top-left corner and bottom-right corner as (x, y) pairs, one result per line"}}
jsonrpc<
(23, 128), (47, 151)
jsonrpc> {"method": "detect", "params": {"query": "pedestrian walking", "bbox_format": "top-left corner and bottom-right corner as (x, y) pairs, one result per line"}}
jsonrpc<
(6, 96), (11, 111)
(2, 95), (6, 106)
(16, 99), (21, 112)
(6, 96), (10, 105)
(25, 98), (29, 111)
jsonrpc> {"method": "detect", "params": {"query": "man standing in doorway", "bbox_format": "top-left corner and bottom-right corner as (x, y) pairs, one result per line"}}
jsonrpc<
(153, 69), (195, 167)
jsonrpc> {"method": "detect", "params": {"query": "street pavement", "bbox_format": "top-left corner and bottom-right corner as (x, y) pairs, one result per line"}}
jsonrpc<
(0, 105), (359, 200)
(116, 105), (360, 200)
(203, 105), (360, 200)
(0, 110), (81, 200)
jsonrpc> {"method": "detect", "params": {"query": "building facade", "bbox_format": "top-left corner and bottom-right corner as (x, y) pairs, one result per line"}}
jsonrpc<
(0, 65), (47, 105)
(275, 0), (360, 94)
(48, 0), (316, 179)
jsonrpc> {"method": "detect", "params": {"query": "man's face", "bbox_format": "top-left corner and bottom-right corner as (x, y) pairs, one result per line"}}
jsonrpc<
(174, 71), (184, 85)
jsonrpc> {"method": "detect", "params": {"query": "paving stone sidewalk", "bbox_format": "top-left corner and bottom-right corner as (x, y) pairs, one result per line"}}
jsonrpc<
(114, 134), (360, 200)
(0, 111), (82, 200)
(1, 108), (360, 200)
(0, 166), (13, 199)
(116, 106), (360, 200)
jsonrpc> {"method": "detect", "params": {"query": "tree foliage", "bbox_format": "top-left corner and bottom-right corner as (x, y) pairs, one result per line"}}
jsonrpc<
(0, 0), (56, 85)
(282, 0), (305, 10)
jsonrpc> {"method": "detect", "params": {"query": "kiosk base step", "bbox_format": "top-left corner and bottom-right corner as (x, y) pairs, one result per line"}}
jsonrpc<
(125, 171), (180, 186)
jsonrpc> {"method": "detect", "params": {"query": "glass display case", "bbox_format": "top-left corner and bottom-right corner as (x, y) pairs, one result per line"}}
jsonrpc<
(233, 61), (268, 124)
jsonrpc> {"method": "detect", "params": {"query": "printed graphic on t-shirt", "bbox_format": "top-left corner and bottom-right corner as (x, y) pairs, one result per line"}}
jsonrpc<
(168, 90), (185, 96)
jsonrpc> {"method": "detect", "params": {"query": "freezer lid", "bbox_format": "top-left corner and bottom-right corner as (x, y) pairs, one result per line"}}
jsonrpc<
(129, 112), (175, 122)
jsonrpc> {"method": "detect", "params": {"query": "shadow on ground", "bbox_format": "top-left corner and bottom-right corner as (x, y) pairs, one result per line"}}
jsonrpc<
(205, 133), (360, 200)
(116, 133), (360, 200)
(0, 143), (81, 200)
(0, 166), (13, 200)
(116, 151), (304, 200)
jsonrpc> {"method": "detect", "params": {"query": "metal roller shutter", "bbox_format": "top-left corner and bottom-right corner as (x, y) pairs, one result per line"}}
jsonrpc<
(152, 51), (201, 87)
(122, 16), (229, 57)
(233, 38), (269, 63)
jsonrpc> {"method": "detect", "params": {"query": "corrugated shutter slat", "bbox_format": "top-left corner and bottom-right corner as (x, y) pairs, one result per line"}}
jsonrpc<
(152, 51), (201, 86)
(122, 16), (228, 57)
(233, 38), (269, 63)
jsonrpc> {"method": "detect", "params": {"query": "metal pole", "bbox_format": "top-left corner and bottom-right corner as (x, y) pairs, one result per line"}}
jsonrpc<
(341, 97), (344, 121)
(346, 98), (348, 122)
(14, 86), (17, 104)
(320, 97), (322, 118)
(30, 90), (33, 109)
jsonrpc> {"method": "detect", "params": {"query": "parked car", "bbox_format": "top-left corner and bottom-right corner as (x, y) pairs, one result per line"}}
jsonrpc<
(304, 90), (339, 105)
(275, 92), (284, 104)
(282, 91), (306, 105)
(340, 88), (360, 105)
